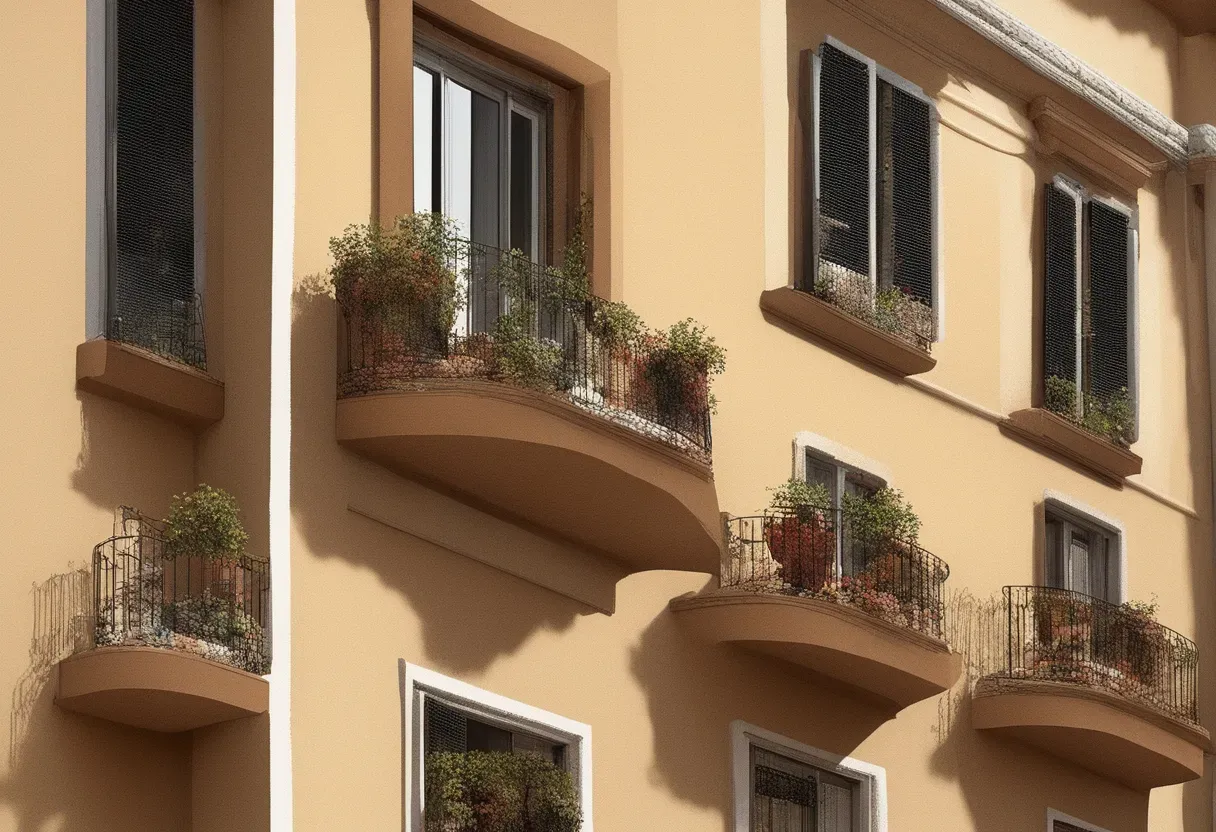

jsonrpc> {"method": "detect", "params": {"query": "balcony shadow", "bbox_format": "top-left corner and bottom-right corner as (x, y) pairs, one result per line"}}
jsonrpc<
(290, 279), (586, 676)
(628, 594), (894, 814)
(1, 567), (192, 832)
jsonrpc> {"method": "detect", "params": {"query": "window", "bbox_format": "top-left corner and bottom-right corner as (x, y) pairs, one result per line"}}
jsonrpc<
(104, 0), (204, 367)
(1044, 502), (1120, 602)
(403, 663), (592, 831)
(804, 449), (882, 512)
(413, 40), (549, 260)
(733, 722), (884, 832)
(1042, 176), (1137, 439)
(1046, 809), (1113, 832)
(805, 39), (939, 336)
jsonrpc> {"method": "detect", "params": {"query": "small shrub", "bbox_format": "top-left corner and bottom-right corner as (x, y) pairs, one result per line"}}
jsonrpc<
(1043, 375), (1134, 447)
(164, 592), (269, 675)
(765, 478), (831, 518)
(1044, 375), (1078, 418)
(492, 317), (564, 390)
(842, 487), (920, 544)
(164, 485), (248, 560)
(425, 751), (582, 832)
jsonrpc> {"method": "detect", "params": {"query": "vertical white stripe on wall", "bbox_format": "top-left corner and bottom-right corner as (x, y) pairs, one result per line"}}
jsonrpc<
(760, 0), (788, 290)
(270, 0), (296, 828)
(85, 0), (107, 338)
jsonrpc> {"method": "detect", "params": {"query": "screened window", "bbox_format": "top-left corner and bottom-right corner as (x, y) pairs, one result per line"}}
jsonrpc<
(413, 43), (548, 259)
(751, 746), (861, 832)
(804, 450), (880, 512)
(807, 40), (938, 326)
(1042, 177), (1136, 439)
(106, 0), (204, 368)
(424, 696), (568, 768)
(1045, 505), (1119, 602)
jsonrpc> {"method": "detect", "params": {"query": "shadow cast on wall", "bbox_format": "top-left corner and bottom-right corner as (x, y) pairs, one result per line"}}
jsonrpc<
(1, 567), (192, 832)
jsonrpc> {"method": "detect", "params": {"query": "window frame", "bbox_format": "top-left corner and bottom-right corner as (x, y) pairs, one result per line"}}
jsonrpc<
(1045, 173), (1139, 439)
(401, 662), (593, 832)
(412, 35), (552, 261)
(1046, 808), (1114, 832)
(731, 720), (886, 832)
(808, 36), (944, 340)
(1041, 492), (1126, 604)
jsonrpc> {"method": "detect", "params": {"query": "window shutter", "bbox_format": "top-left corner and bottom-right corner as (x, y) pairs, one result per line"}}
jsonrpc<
(1043, 183), (1080, 395)
(111, 0), (197, 360)
(877, 80), (933, 305)
(814, 44), (871, 280)
(1086, 201), (1131, 403)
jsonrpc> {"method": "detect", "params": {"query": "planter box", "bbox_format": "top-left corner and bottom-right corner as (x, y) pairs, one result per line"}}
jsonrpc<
(1002, 408), (1142, 482)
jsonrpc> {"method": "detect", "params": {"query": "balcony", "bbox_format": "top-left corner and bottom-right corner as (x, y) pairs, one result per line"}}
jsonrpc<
(77, 295), (224, 430)
(670, 510), (960, 710)
(335, 237), (722, 574)
(56, 510), (270, 732)
(760, 266), (936, 376)
(973, 586), (1210, 789)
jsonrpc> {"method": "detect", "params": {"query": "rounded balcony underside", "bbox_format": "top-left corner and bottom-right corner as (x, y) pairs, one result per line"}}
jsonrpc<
(669, 591), (961, 711)
(972, 677), (1211, 790)
(336, 382), (722, 574)
(56, 647), (269, 733)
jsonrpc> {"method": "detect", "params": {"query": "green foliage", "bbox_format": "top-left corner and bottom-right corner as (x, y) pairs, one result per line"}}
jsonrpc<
(1043, 376), (1134, 447)
(592, 301), (644, 349)
(654, 319), (727, 377)
(425, 751), (582, 832)
(165, 592), (270, 675)
(842, 487), (921, 544)
(328, 213), (464, 328)
(164, 485), (248, 560)
(492, 316), (564, 390)
(765, 478), (832, 515)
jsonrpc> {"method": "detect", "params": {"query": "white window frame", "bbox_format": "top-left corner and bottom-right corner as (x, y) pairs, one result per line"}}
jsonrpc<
(1048, 173), (1140, 440)
(811, 36), (945, 341)
(793, 430), (891, 502)
(85, 0), (205, 339)
(1042, 491), (1126, 604)
(400, 661), (593, 832)
(1046, 808), (1113, 832)
(731, 720), (886, 832)
(413, 37), (550, 260)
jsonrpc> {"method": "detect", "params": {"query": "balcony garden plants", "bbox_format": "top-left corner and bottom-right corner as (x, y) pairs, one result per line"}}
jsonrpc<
(1043, 374), (1135, 447)
(812, 260), (935, 351)
(425, 750), (582, 832)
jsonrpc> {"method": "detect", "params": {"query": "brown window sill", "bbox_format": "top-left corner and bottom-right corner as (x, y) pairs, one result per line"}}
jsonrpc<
(76, 339), (224, 431)
(1001, 408), (1142, 482)
(759, 286), (936, 377)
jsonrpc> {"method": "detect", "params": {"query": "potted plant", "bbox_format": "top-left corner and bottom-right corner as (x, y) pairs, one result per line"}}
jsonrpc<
(761, 479), (835, 592)
(638, 319), (726, 432)
(425, 751), (582, 832)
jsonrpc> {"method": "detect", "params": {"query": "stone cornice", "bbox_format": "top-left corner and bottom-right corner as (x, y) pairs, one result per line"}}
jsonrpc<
(1190, 125), (1216, 160)
(1029, 97), (1161, 195)
(920, 0), (1190, 165)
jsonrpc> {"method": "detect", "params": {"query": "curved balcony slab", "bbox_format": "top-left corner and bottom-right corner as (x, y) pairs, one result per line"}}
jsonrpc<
(972, 677), (1211, 790)
(335, 381), (721, 574)
(669, 590), (961, 710)
(77, 339), (224, 431)
(56, 647), (268, 733)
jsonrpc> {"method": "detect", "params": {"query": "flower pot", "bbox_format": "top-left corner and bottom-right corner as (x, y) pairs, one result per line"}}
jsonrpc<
(763, 515), (835, 591)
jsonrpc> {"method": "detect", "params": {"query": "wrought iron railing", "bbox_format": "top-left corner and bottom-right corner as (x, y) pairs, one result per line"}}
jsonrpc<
(338, 240), (713, 461)
(997, 586), (1199, 725)
(721, 509), (949, 639)
(107, 293), (207, 370)
(91, 510), (270, 675)
(804, 259), (934, 352)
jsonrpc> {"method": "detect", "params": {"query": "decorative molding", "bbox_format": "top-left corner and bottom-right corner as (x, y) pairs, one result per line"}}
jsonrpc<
(1190, 124), (1216, 160)
(1029, 97), (1159, 195)
(918, 0), (1189, 164)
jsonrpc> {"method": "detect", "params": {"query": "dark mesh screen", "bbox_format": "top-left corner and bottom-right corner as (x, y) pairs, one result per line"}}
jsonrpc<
(816, 43), (870, 277)
(877, 80), (933, 304)
(1087, 200), (1130, 400)
(424, 697), (469, 757)
(111, 0), (201, 367)
(754, 765), (816, 808)
(1043, 184), (1079, 385)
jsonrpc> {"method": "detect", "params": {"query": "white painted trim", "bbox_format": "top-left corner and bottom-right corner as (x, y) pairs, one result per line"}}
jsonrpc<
(930, 99), (944, 341)
(85, 0), (107, 339)
(918, 0), (1188, 164)
(731, 720), (887, 832)
(401, 662), (593, 832)
(793, 431), (892, 488)
(1043, 490), (1127, 603)
(1046, 808), (1113, 832)
(268, 0), (296, 828)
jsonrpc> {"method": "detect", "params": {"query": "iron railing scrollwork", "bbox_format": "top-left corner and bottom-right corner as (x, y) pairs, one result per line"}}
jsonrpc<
(338, 239), (713, 462)
(998, 585), (1199, 725)
(92, 512), (270, 675)
(721, 508), (949, 640)
(107, 292), (207, 370)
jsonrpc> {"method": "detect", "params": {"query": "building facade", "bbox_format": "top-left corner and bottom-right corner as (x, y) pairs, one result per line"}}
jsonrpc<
(3, 0), (1216, 830)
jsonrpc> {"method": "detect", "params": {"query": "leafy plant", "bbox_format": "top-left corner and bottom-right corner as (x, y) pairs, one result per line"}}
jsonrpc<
(765, 478), (831, 517)
(1044, 375), (1078, 418)
(842, 487), (920, 544)
(493, 317), (564, 390)
(425, 751), (582, 832)
(164, 485), (248, 561)
(164, 592), (269, 675)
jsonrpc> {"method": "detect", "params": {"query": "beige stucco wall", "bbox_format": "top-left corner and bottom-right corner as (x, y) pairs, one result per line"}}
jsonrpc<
(291, 3), (1213, 832)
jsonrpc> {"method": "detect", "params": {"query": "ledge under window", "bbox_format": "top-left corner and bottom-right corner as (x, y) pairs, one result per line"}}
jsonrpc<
(1001, 408), (1141, 482)
(76, 339), (224, 431)
(759, 287), (936, 377)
